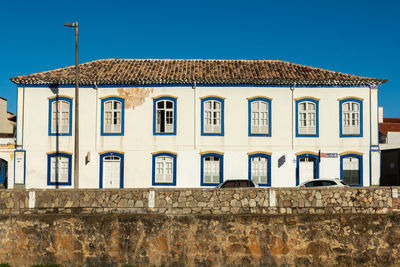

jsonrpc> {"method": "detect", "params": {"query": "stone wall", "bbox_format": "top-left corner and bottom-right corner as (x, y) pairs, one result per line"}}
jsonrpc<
(0, 213), (399, 266)
(0, 188), (400, 266)
(0, 187), (399, 215)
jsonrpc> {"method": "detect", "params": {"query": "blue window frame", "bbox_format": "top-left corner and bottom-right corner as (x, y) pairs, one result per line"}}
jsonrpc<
(101, 97), (125, 136)
(340, 153), (363, 186)
(201, 96), (224, 136)
(48, 96), (73, 136)
(248, 152), (271, 186)
(296, 152), (319, 186)
(295, 98), (319, 137)
(153, 96), (177, 135)
(47, 152), (72, 186)
(152, 151), (177, 186)
(200, 152), (223, 186)
(248, 97), (272, 137)
(99, 151), (124, 188)
(339, 98), (363, 137)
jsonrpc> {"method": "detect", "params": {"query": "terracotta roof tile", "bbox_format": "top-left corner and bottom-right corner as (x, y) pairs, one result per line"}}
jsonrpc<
(10, 58), (388, 86)
(379, 122), (400, 135)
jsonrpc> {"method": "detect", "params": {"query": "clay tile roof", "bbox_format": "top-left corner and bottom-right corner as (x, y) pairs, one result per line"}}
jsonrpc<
(9, 58), (388, 86)
(379, 121), (400, 135)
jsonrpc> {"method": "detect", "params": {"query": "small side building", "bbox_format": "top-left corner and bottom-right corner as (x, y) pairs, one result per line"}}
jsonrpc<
(0, 97), (16, 188)
(379, 108), (400, 185)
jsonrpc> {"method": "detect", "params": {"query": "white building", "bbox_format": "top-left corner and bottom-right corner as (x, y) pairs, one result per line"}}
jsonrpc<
(9, 59), (387, 189)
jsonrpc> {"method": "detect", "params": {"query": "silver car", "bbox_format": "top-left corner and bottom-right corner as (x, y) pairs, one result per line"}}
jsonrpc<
(297, 178), (347, 188)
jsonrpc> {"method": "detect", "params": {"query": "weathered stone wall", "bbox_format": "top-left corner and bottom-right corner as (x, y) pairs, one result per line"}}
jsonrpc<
(0, 187), (399, 215)
(0, 188), (399, 266)
(0, 213), (399, 266)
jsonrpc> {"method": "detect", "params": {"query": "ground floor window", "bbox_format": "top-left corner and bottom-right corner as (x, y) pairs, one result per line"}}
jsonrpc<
(152, 152), (177, 186)
(341, 154), (362, 186)
(248, 153), (271, 186)
(201, 152), (223, 186)
(47, 152), (72, 186)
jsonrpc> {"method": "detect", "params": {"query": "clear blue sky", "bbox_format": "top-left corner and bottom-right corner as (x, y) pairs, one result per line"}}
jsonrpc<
(0, 0), (399, 116)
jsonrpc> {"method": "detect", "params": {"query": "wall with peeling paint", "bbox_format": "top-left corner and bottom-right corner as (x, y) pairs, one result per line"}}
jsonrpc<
(13, 85), (379, 189)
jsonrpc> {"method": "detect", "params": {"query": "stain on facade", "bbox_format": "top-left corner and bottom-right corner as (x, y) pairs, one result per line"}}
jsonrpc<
(117, 87), (154, 110)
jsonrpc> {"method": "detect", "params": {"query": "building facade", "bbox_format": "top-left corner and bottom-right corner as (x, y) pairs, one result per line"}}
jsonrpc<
(0, 97), (16, 188)
(9, 59), (387, 189)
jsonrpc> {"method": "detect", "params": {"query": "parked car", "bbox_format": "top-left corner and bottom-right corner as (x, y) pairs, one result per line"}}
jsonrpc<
(297, 178), (347, 188)
(217, 179), (259, 188)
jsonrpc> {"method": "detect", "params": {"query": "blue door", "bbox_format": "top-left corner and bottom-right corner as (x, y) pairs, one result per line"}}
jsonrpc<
(0, 159), (7, 188)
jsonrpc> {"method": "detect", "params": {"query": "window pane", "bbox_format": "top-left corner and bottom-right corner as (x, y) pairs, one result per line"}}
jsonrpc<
(61, 101), (69, 110)
(105, 101), (112, 110)
(166, 101), (173, 109)
(157, 101), (164, 109)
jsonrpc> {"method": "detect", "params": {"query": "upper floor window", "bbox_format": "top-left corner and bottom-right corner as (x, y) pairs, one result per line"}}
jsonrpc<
(340, 152), (363, 186)
(248, 97), (271, 136)
(152, 151), (177, 186)
(48, 96), (73, 136)
(47, 152), (72, 186)
(295, 97), (319, 137)
(201, 152), (223, 186)
(153, 96), (177, 135)
(201, 96), (225, 136)
(339, 98), (363, 137)
(101, 97), (125, 136)
(248, 152), (271, 186)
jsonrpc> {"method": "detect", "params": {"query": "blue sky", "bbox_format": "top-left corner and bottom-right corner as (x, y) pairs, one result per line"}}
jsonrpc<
(0, 0), (399, 116)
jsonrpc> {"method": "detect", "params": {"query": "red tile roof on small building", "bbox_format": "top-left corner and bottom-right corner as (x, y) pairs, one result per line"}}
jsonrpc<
(10, 59), (388, 86)
(379, 120), (400, 135)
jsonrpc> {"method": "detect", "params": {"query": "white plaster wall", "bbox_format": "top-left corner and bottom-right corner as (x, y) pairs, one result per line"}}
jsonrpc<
(0, 99), (13, 134)
(18, 85), (376, 188)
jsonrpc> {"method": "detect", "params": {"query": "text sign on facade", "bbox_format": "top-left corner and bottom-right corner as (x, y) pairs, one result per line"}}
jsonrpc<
(320, 152), (338, 158)
(14, 150), (25, 184)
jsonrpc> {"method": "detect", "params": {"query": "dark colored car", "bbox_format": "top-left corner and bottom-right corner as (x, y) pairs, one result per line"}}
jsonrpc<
(217, 179), (259, 188)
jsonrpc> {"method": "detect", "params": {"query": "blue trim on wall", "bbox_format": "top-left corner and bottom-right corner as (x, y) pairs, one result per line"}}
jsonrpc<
(152, 96), (177, 136)
(339, 98), (363, 138)
(47, 152), (72, 186)
(200, 153), (223, 186)
(201, 97), (225, 136)
(99, 152), (124, 188)
(17, 83), (372, 88)
(248, 153), (271, 186)
(13, 150), (26, 185)
(48, 96), (73, 136)
(248, 97), (272, 137)
(100, 97), (125, 136)
(340, 153), (363, 187)
(296, 153), (319, 186)
(295, 98), (319, 137)
(152, 152), (177, 186)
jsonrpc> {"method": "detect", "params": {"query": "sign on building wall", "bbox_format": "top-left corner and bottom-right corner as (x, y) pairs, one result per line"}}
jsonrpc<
(14, 150), (25, 184)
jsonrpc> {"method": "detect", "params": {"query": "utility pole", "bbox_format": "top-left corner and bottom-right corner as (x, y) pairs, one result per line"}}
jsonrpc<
(64, 21), (79, 189)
